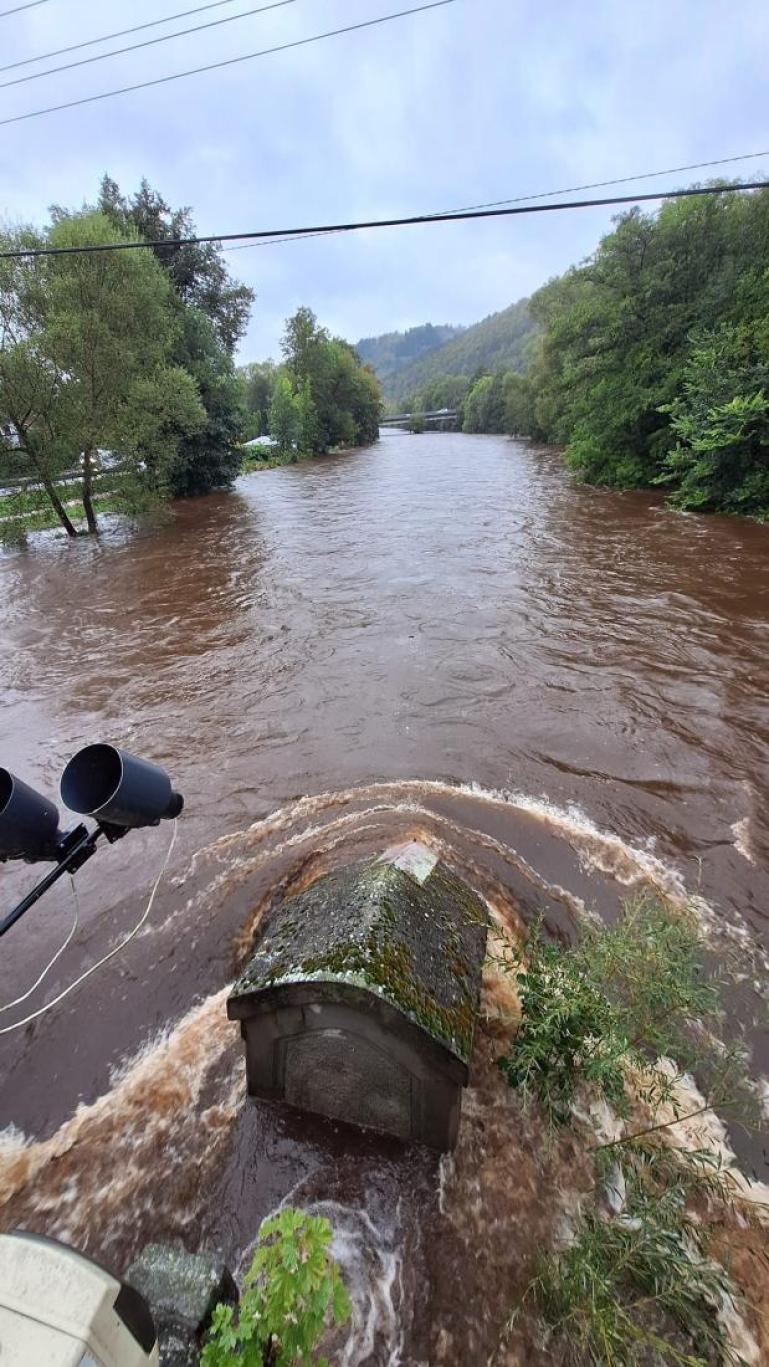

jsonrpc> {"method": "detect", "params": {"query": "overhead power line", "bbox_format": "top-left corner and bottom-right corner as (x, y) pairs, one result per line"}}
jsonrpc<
(0, 0), (457, 126)
(2, 179), (767, 260)
(0, 0), (244, 75)
(0, 0), (50, 16)
(434, 149), (769, 217)
(0, 0), (297, 91)
(222, 148), (769, 254)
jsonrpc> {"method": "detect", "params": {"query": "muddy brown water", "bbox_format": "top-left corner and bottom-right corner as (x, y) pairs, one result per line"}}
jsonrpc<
(1, 431), (768, 1363)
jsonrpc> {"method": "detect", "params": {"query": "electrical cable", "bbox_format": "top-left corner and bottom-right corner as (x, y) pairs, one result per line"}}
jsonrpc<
(432, 149), (769, 217)
(0, 0), (50, 16)
(0, 0), (298, 92)
(0, 820), (178, 1034)
(2, 178), (768, 260)
(0, 0), (245, 76)
(0, 0), (456, 127)
(221, 148), (769, 253)
(0, 874), (79, 1012)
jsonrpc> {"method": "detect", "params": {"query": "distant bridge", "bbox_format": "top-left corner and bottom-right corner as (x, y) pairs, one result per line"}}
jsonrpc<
(380, 409), (458, 429)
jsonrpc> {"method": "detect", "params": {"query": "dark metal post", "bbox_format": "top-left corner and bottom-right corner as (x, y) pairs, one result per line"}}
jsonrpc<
(0, 823), (126, 940)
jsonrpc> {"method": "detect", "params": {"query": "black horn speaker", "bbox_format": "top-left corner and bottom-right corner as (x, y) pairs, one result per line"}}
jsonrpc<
(0, 768), (63, 862)
(60, 744), (183, 830)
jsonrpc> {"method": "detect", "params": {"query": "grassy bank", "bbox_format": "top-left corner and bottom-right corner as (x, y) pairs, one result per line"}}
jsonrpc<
(0, 486), (123, 538)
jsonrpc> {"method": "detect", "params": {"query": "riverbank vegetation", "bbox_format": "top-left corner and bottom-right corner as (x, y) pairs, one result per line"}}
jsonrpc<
(0, 178), (251, 538)
(496, 899), (765, 1364)
(1, 184), (381, 542)
(397, 185), (769, 518)
(240, 308), (381, 461)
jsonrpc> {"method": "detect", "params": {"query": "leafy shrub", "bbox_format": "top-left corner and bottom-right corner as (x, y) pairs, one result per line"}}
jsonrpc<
(500, 900), (753, 1365)
(497, 898), (722, 1126)
(202, 1208), (351, 1367)
(526, 1172), (739, 1366)
(497, 932), (628, 1124)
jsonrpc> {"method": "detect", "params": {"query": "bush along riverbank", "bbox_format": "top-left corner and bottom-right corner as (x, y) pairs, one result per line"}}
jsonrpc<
(523, 185), (769, 518)
(487, 896), (768, 1364)
(400, 185), (769, 520)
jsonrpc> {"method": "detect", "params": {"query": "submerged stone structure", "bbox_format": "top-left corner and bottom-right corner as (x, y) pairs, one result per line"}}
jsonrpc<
(227, 842), (488, 1150)
(126, 1244), (237, 1367)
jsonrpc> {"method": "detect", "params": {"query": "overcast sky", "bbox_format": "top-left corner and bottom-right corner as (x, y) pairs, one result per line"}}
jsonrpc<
(1, 0), (767, 361)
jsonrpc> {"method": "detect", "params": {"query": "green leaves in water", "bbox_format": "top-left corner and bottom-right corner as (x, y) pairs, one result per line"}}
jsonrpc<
(497, 896), (726, 1128)
(497, 897), (756, 1365)
(201, 1208), (351, 1367)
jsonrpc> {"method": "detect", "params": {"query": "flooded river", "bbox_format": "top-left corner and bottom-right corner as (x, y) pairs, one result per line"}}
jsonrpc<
(1, 431), (768, 1362)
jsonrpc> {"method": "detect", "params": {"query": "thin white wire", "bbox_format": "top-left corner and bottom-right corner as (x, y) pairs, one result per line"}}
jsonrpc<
(0, 874), (80, 1013)
(0, 821), (178, 1035)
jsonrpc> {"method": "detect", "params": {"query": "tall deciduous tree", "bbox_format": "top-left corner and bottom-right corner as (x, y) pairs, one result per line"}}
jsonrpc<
(239, 359), (277, 438)
(280, 308), (382, 452)
(98, 176), (254, 495)
(0, 212), (205, 535)
(269, 373), (301, 457)
(97, 176), (253, 354)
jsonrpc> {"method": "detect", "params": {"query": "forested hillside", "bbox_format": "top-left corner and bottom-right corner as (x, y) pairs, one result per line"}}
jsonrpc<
(359, 298), (537, 404)
(356, 323), (464, 393)
(395, 298), (536, 403)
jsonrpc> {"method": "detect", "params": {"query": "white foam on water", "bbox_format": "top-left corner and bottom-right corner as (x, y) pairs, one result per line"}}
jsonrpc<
(717, 1290), (761, 1366)
(0, 987), (241, 1252)
(731, 817), (755, 864)
(631, 1059), (769, 1220)
(180, 777), (755, 955)
(326, 1204), (405, 1367)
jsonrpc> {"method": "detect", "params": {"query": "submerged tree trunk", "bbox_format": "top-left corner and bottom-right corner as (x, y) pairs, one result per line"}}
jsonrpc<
(15, 427), (79, 537)
(81, 449), (99, 535)
(42, 474), (78, 538)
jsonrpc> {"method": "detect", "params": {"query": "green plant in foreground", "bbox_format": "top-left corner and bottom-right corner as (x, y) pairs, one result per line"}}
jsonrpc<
(497, 898), (726, 1126)
(525, 1192), (738, 1366)
(201, 1209), (351, 1367)
(499, 900), (755, 1364)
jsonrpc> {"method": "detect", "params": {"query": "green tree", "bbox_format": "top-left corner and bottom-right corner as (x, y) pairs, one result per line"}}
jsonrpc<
(98, 176), (253, 354)
(462, 372), (507, 433)
(98, 176), (253, 494)
(503, 371), (536, 436)
(656, 325), (769, 515)
(239, 360), (277, 438)
(296, 377), (319, 455)
(169, 307), (246, 495)
(0, 212), (205, 536)
(269, 374), (301, 457)
(280, 309), (382, 451)
(118, 363), (207, 510)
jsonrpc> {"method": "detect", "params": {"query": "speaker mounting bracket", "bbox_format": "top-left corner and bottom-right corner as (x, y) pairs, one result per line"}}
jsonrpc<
(0, 822), (128, 940)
